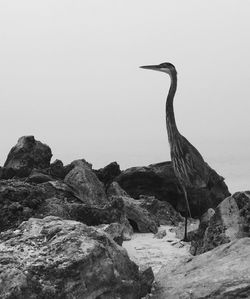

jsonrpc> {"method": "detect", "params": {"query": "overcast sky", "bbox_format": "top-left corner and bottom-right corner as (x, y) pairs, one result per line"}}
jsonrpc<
(0, 1), (250, 190)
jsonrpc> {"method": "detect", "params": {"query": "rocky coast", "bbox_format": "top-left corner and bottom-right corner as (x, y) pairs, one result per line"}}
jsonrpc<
(0, 136), (249, 298)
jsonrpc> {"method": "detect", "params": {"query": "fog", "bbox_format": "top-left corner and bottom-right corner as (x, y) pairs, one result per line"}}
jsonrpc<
(1, 1), (250, 190)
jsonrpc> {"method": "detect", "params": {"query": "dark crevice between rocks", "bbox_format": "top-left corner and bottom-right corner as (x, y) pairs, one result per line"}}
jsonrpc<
(128, 219), (139, 232)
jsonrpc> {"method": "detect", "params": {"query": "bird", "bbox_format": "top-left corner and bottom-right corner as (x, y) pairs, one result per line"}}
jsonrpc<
(140, 62), (215, 241)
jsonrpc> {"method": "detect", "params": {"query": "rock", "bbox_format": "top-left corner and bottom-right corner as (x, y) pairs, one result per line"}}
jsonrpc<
(97, 223), (124, 245)
(108, 184), (183, 227)
(107, 184), (158, 234)
(95, 161), (121, 187)
(137, 195), (184, 226)
(117, 196), (158, 234)
(190, 192), (250, 255)
(139, 266), (154, 298)
(116, 161), (230, 218)
(0, 179), (125, 232)
(37, 196), (126, 227)
(64, 159), (108, 206)
(116, 162), (178, 202)
(3, 136), (52, 178)
(107, 181), (130, 198)
(97, 222), (133, 245)
(151, 238), (250, 299)
(49, 159), (67, 179)
(200, 208), (216, 226)
(122, 217), (134, 240)
(0, 179), (76, 231)
(0, 216), (143, 299)
(27, 171), (53, 183)
(154, 229), (166, 239)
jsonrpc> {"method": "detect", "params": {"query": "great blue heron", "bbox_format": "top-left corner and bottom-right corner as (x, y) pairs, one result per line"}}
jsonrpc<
(140, 62), (212, 241)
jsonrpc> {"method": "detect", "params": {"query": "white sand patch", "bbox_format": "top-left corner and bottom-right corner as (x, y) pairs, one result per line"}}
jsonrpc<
(123, 225), (193, 274)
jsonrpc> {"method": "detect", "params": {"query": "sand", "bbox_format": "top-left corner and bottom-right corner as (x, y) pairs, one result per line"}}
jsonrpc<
(123, 225), (193, 274)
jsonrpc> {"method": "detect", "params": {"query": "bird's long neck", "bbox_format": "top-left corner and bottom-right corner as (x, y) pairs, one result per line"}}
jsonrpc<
(166, 71), (179, 144)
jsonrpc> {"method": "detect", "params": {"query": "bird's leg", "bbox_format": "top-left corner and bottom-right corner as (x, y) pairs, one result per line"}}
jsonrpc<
(181, 186), (192, 242)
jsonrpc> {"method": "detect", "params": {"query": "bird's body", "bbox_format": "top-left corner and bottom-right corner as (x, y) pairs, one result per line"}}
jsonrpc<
(141, 62), (213, 240)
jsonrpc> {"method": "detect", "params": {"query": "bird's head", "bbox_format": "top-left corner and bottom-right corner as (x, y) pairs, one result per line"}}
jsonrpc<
(140, 62), (176, 76)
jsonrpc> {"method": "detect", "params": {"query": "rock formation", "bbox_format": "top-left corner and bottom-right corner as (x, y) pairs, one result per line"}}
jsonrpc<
(0, 216), (144, 299)
(107, 182), (158, 233)
(64, 159), (109, 206)
(152, 237), (250, 298)
(136, 195), (184, 226)
(49, 159), (68, 179)
(95, 161), (121, 187)
(3, 136), (52, 178)
(116, 161), (230, 218)
(121, 196), (158, 234)
(0, 179), (127, 233)
(190, 191), (250, 255)
(0, 135), (241, 299)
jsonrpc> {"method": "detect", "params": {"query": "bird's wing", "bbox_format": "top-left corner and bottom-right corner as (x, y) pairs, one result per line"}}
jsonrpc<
(172, 136), (209, 188)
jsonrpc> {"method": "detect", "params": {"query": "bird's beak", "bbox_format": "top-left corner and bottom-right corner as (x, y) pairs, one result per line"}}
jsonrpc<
(140, 65), (161, 71)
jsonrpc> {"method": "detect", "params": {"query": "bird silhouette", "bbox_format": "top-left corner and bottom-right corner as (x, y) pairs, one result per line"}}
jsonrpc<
(140, 62), (219, 241)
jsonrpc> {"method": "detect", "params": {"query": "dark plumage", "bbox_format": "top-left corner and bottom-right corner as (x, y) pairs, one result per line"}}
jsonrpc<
(140, 62), (222, 241)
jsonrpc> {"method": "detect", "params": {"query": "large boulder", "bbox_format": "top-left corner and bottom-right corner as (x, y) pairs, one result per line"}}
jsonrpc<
(64, 159), (108, 206)
(119, 196), (158, 234)
(37, 196), (127, 227)
(116, 161), (230, 218)
(152, 238), (250, 299)
(3, 136), (52, 178)
(0, 216), (144, 299)
(107, 183), (158, 233)
(116, 162), (178, 202)
(0, 179), (125, 232)
(108, 182), (183, 226)
(137, 195), (184, 226)
(190, 191), (250, 255)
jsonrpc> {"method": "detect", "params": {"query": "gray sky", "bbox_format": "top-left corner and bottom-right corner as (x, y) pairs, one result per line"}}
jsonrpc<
(1, 1), (250, 190)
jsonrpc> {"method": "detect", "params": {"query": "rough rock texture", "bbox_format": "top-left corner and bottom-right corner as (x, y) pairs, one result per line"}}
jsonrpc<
(64, 159), (108, 206)
(116, 161), (230, 218)
(139, 266), (154, 298)
(37, 196), (127, 227)
(3, 136), (52, 178)
(152, 238), (250, 299)
(190, 192), (250, 255)
(107, 181), (129, 198)
(137, 195), (183, 226)
(0, 180), (62, 231)
(0, 216), (144, 299)
(95, 162), (121, 187)
(108, 183), (183, 227)
(116, 162), (178, 202)
(49, 159), (68, 179)
(0, 179), (126, 232)
(97, 222), (133, 245)
(108, 183), (158, 233)
(27, 171), (53, 184)
(119, 196), (158, 234)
